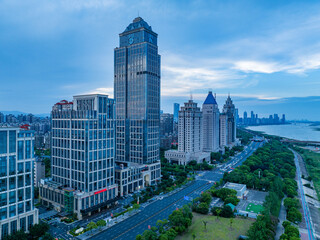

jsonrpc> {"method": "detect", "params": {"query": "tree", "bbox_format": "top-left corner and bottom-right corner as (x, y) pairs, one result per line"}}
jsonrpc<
(168, 209), (192, 234)
(133, 203), (140, 211)
(29, 222), (50, 239)
(200, 192), (212, 205)
(202, 220), (208, 230)
(284, 225), (300, 238)
(192, 233), (196, 240)
(3, 230), (28, 240)
(216, 208), (222, 221)
(96, 219), (106, 230)
(224, 196), (239, 206)
(284, 198), (299, 210)
(42, 233), (54, 240)
(220, 205), (234, 218)
(87, 222), (97, 235)
(287, 208), (302, 223)
(142, 230), (157, 240)
(136, 234), (143, 240)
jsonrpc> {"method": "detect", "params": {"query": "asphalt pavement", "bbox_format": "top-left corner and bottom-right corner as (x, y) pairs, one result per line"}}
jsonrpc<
(89, 140), (263, 240)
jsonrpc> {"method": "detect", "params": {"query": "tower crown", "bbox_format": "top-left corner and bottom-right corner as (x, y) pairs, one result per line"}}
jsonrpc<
(203, 91), (217, 105)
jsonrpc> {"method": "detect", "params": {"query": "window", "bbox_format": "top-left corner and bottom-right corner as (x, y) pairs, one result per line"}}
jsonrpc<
(9, 191), (16, 204)
(28, 215), (33, 228)
(9, 205), (16, 217)
(25, 140), (31, 159)
(9, 177), (15, 190)
(0, 131), (7, 154)
(10, 220), (17, 234)
(18, 141), (24, 160)
(1, 223), (8, 237)
(25, 187), (31, 200)
(0, 207), (7, 220)
(25, 201), (31, 212)
(0, 193), (7, 207)
(18, 189), (24, 201)
(18, 162), (24, 174)
(25, 174), (31, 186)
(9, 131), (16, 153)
(0, 179), (7, 192)
(20, 217), (26, 231)
(18, 202), (24, 214)
(0, 156), (7, 177)
(25, 161), (31, 172)
(9, 156), (16, 175)
(18, 176), (23, 188)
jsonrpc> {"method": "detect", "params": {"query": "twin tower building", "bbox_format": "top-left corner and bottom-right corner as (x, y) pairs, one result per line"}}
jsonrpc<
(165, 93), (238, 165)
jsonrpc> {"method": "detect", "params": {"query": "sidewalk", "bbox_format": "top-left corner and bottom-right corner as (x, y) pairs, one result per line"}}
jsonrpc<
(76, 209), (141, 240)
(275, 197), (286, 240)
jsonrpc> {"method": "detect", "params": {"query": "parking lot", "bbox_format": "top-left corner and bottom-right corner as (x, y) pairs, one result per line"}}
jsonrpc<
(237, 190), (268, 213)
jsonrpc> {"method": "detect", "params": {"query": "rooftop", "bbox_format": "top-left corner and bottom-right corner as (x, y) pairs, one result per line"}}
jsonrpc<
(122, 17), (154, 34)
(203, 91), (217, 105)
(224, 182), (246, 191)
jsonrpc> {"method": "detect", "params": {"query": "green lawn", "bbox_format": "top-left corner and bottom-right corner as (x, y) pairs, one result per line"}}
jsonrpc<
(246, 203), (264, 214)
(176, 213), (255, 240)
(299, 148), (320, 201)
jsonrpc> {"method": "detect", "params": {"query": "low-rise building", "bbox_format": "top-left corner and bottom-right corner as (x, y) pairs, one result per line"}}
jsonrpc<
(34, 159), (45, 187)
(224, 182), (247, 197)
(115, 161), (160, 196)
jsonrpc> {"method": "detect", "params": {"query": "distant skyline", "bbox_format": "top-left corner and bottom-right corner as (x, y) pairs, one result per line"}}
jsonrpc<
(1, 0), (320, 120)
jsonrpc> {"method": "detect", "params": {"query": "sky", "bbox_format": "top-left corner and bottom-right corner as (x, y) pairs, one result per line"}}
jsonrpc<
(0, 0), (320, 120)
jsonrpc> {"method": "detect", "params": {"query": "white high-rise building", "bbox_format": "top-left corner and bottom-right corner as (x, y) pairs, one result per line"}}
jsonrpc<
(202, 91), (220, 152)
(165, 100), (210, 165)
(0, 127), (39, 239)
(178, 100), (202, 153)
(219, 113), (228, 148)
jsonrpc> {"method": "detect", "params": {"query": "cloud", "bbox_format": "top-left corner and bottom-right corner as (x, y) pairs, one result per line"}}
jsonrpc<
(88, 87), (114, 98)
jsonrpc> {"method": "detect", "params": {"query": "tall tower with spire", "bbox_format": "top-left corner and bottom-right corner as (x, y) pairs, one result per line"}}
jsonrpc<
(202, 91), (220, 152)
(222, 95), (236, 145)
(114, 17), (161, 185)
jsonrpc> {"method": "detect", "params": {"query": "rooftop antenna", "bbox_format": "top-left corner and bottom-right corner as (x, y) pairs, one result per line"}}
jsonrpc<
(190, 91), (193, 101)
(138, 10), (140, 17)
(214, 92), (217, 99)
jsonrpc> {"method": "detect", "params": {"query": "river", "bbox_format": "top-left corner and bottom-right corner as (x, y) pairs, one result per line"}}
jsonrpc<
(246, 123), (320, 142)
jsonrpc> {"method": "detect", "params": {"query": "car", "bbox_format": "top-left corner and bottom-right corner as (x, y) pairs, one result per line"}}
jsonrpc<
(158, 196), (163, 200)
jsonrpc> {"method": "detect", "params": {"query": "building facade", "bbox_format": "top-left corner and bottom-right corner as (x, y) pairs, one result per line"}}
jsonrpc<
(222, 96), (237, 146)
(202, 91), (220, 152)
(39, 95), (118, 219)
(165, 100), (210, 165)
(34, 159), (45, 187)
(0, 127), (39, 239)
(114, 17), (161, 185)
(173, 103), (180, 123)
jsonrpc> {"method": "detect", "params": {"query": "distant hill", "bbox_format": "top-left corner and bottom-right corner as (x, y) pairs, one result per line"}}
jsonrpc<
(0, 111), (49, 117)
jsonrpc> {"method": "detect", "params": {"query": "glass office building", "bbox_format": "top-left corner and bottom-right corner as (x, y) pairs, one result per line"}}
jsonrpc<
(114, 17), (161, 186)
(0, 127), (39, 239)
(40, 94), (118, 219)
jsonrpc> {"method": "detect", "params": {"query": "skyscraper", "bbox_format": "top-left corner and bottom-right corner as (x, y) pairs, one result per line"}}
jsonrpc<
(222, 95), (237, 146)
(0, 127), (39, 238)
(165, 99), (210, 165)
(202, 91), (220, 152)
(243, 111), (248, 125)
(114, 17), (161, 184)
(40, 95), (118, 219)
(173, 103), (180, 123)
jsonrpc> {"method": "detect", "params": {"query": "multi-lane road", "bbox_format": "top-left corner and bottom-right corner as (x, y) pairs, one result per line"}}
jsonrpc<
(90, 140), (263, 240)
